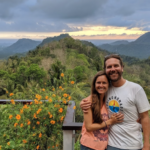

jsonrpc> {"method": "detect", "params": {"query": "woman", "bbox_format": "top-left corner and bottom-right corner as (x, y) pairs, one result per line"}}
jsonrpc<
(80, 71), (124, 150)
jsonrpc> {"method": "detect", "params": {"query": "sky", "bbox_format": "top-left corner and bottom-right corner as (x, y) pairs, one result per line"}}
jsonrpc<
(0, 0), (150, 41)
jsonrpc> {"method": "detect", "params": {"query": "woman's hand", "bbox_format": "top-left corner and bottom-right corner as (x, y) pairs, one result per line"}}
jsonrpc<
(110, 113), (124, 125)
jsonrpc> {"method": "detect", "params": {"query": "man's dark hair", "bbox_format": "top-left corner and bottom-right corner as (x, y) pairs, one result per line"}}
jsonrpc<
(104, 54), (124, 69)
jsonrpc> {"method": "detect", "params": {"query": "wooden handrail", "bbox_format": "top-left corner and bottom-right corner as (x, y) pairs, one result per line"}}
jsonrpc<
(0, 99), (33, 104)
(62, 101), (82, 130)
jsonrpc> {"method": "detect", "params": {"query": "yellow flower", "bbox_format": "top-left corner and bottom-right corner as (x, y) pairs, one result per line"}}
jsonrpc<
(23, 105), (28, 109)
(52, 94), (56, 97)
(50, 120), (55, 124)
(61, 88), (64, 91)
(33, 113), (37, 118)
(49, 114), (53, 118)
(42, 88), (45, 91)
(16, 114), (21, 120)
(20, 109), (23, 114)
(54, 104), (60, 107)
(63, 100), (67, 104)
(27, 121), (31, 125)
(63, 93), (67, 97)
(70, 81), (75, 84)
(35, 94), (42, 100)
(0, 145), (1, 149)
(45, 96), (48, 99)
(37, 121), (40, 125)
(39, 101), (43, 104)
(36, 108), (42, 114)
(68, 96), (71, 100)
(73, 106), (76, 109)
(60, 116), (64, 121)
(10, 99), (15, 104)
(32, 133), (36, 136)
(7, 142), (10, 146)
(59, 108), (63, 113)
(20, 123), (24, 127)
(34, 99), (39, 104)
(9, 115), (13, 119)
(14, 123), (18, 127)
(6, 91), (8, 93)
(39, 133), (42, 138)
(33, 126), (35, 129)
(60, 73), (64, 77)
(48, 98), (52, 103)
(36, 145), (40, 149)
(59, 86), (62, 89)
(30, 102), (32, 105)
(22, 139), (27, 144)
(9, 93), (14, 96)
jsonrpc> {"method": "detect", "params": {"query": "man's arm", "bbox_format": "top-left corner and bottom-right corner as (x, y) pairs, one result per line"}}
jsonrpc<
(139, 111), (150, 150)
(80, 96), (91, 113)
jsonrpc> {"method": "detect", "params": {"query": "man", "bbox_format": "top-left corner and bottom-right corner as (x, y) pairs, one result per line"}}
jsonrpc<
(80, 54), (150, 150)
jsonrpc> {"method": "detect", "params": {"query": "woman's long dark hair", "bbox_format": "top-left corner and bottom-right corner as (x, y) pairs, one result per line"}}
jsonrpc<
(91, 71), (109, 123)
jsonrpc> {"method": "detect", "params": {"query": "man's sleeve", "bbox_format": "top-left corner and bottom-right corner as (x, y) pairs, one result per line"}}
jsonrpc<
(135, 88), (150, 113)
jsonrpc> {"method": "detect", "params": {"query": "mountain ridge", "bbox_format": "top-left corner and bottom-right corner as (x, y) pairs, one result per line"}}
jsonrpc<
(99, 32), (150, 59)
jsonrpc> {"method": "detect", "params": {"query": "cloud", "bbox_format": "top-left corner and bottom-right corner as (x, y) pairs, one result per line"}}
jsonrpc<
(0, 0), (26, 19)
(31, 0), (107, 19)
(0, 0), (150, 33)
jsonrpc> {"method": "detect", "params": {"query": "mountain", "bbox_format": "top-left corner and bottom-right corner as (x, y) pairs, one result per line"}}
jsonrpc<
(109, 40), (130, 45)
(133, 32), (150, 44)
(39, 34), (70, 47)
(81, 40), (97, 47)
(99, 32), (150, 59)
(0, 39), (41, 59)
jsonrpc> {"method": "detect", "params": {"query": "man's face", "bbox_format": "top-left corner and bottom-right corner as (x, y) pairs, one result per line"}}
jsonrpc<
(105, 58), (123, 82)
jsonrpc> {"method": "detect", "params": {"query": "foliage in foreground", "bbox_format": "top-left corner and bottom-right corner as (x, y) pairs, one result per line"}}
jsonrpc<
(0, 74), (76, 150)
(0, 99), (66, 150)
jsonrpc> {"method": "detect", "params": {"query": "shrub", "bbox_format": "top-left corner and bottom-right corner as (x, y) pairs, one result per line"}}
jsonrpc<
(0, 92), (68, 150)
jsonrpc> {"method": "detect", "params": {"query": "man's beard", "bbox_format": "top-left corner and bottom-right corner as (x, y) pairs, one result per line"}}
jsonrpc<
(107, 71), (123, 82)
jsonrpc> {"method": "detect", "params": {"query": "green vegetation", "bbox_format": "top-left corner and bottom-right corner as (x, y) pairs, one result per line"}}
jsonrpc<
(0, 92), (67, 150)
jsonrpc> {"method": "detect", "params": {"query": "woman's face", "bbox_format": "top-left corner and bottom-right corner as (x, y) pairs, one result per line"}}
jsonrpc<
(95, 75), (109, 94)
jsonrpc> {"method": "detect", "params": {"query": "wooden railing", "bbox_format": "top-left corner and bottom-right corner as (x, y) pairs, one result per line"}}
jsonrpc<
(0, 100), (82, 150)
(62, 101), (82, 150)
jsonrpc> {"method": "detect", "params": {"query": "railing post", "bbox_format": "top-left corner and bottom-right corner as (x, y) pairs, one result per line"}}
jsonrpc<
(62, 101), (75, 150)
(63, 130), (74, 150)
(62, 101), (82, 150)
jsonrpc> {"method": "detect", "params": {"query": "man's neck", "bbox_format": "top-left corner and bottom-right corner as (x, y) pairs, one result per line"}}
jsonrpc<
(111, 77), (126, 87)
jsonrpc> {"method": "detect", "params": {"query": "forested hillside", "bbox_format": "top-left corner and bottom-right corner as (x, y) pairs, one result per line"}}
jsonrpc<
(0, 36), (150, 102)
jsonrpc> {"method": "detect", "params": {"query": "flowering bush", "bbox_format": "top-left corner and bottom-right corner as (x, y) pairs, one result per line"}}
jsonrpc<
(0, 74), (75, 150)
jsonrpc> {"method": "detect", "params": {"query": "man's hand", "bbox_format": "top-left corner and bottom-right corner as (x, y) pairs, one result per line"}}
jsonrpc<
(80, 98), (91, 113)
